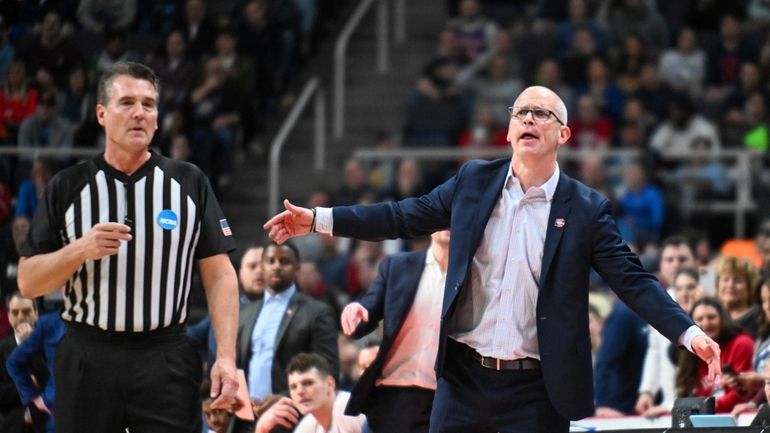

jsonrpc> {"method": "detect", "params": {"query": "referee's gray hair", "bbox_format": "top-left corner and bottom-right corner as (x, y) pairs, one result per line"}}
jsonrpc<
(96, 61), (160, 106)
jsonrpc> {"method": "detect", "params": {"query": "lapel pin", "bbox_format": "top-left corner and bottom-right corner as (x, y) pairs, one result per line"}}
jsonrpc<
(554, 218), (566, 228)
(286, 308), (293, 316)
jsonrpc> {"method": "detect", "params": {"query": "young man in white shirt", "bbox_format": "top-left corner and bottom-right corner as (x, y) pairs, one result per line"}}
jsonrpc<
(255, 353), (365, 433)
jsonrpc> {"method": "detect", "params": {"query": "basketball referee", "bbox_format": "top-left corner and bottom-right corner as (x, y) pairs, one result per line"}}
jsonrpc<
(17, 62), (240, 433)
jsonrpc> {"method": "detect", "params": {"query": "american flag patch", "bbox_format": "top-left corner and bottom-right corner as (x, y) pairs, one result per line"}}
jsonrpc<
(220, 219), (232, 236)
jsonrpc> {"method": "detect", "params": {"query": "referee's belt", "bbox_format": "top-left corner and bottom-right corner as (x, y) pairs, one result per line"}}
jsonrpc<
(65, 322), (186, 344)
(460, 343), (541, 371)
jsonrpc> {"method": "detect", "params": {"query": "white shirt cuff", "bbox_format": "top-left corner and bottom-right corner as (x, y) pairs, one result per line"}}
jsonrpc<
(679, 325), (706, 353)
(315, 207), (333, 234)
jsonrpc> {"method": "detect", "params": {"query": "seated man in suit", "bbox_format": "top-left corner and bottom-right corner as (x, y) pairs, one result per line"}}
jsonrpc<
(236, 243), (338, 430)
(340, 230), (450, 433)
(0, 293), (46, 433)
(255, 353), (366, 433)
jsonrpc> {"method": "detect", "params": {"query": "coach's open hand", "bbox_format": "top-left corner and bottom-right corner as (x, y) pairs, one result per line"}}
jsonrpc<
(692, 334), (722, 382)
(263, 199), (314, 244)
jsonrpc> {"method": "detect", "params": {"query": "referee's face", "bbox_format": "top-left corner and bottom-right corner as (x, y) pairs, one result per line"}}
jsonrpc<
(97, 75), (159, 155)
(263, 244), (299, 294)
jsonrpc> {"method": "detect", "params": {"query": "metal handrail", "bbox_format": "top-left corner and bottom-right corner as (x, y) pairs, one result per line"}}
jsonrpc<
(269, 77), (326, 216)
(351, 146), (760, 237)
(334, 0), (389, 139)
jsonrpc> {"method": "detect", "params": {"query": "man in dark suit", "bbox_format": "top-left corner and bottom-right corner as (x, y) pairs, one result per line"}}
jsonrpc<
(264, 86), (722, 433)
(340, 230), (450, 433)
(0, 293), (46, 433)
(235, 242), (338, 404)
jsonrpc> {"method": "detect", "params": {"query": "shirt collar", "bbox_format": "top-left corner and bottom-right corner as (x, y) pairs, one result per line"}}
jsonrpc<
(505, 163), (560, 202)
(264, 284), (296, 304)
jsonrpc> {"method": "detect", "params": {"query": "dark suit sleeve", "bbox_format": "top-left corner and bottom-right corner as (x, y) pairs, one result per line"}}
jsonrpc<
(332, 170), (458, 241)
(593, 305), (636, 410)
(351, 256), (391, 339)
(590, 198), (693, 342)
(6, 324), (45, 405)
(311, 303), (341, 381)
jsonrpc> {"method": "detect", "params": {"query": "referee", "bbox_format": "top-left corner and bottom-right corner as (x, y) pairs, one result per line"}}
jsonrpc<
(17, 62), (240, 433)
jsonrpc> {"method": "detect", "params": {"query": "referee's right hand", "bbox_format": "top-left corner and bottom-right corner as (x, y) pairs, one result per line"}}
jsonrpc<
(79, 222), (132, 260)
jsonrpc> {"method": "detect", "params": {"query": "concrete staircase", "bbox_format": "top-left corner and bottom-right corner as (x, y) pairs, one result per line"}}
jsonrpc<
(221, 0), (446, 253)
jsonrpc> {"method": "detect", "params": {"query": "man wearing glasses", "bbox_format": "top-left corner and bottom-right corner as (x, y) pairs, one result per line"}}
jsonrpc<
(264, 86), (723, 433)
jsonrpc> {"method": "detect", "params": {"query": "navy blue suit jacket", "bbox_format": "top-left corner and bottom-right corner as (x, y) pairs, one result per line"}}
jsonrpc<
(345, 250), (428, 415)
(331, 158), (694, 420)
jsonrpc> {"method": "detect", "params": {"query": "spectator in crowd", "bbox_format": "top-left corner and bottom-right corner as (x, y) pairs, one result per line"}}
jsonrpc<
(672, 136), (733, 201)
(174, 0), (218, 61)
(341, 230), (450, 433)
(331, 159), (374, 207)
(658, 28), (706, 98)
(705, 15), (757, 103)
(676, 297), (754, 413)
(239, 245), (266, 303)
(611, 34), (650, 95)
(254, 353), (366, 433)
(616, 160), (665, 246)
(446, 0), (498, 61)
(12, 157), (55, 255)
(0, 60), (38, 144)
(727, 277), (770, 415)
(637, 266), (704, 417)
(0, 293), (46, 433)
(716, 255), (760, 337)
(17, 11), (83, 90)
(594, 294), (650, 416)
(466, 54), (522, 126)
(457, 103), (508, 151)
(568, 94), (613, 149)
(59, 65), (93, 128)
(556, 0), (605, 58)
(6, 311), (65, 433)
(147, 30), (196, 113)
(560, 26), (601, 86)
(94, 30), (140, 76)
(605, 0), (668, 59)
(380, 159), (430, 203)
(650, 92), (722, 156)
(734, 91), (769, 152)
(235, 0), (279, 132)
(296, 260), (347, 319)
(235, 242), (339, 431)
(186, 58), (240, 190)
(17, 91), (74, 155)
(632, 62), (673, 122)
(77, 0), (136, 34)
(575, 56), (625, 123)
(0, 20), (14, 82)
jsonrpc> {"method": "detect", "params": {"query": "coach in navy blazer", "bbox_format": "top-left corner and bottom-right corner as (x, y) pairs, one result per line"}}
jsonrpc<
(345, 250), (428, 414)
(265, 86), (722, 433)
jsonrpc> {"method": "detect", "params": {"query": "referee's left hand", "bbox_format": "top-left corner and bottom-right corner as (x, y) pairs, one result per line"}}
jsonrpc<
(209, 357), (239, 411)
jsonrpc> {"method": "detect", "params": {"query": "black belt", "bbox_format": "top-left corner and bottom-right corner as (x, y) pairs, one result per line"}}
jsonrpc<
(457, 341), (540, 371)
(65, 322), (186, 346)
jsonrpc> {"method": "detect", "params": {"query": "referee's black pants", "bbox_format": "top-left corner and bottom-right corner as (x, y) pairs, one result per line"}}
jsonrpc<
(55, 323), (202, 433)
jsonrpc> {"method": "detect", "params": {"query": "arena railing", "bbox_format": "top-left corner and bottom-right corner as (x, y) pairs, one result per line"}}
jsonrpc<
(350, 146), (760, 238)
(268, 76), (326, 217)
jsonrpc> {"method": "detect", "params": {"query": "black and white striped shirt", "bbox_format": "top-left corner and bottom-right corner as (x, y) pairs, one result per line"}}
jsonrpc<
(21, 152), (236, 332)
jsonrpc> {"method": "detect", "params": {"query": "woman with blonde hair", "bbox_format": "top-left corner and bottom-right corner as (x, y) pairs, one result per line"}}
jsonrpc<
(716, 255), (760, 337)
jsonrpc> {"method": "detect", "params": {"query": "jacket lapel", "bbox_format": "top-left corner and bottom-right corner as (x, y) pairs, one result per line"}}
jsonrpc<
(539, 173), (572, 288)
(274, 292), (300, 347)
(469, 162), (510, 257)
